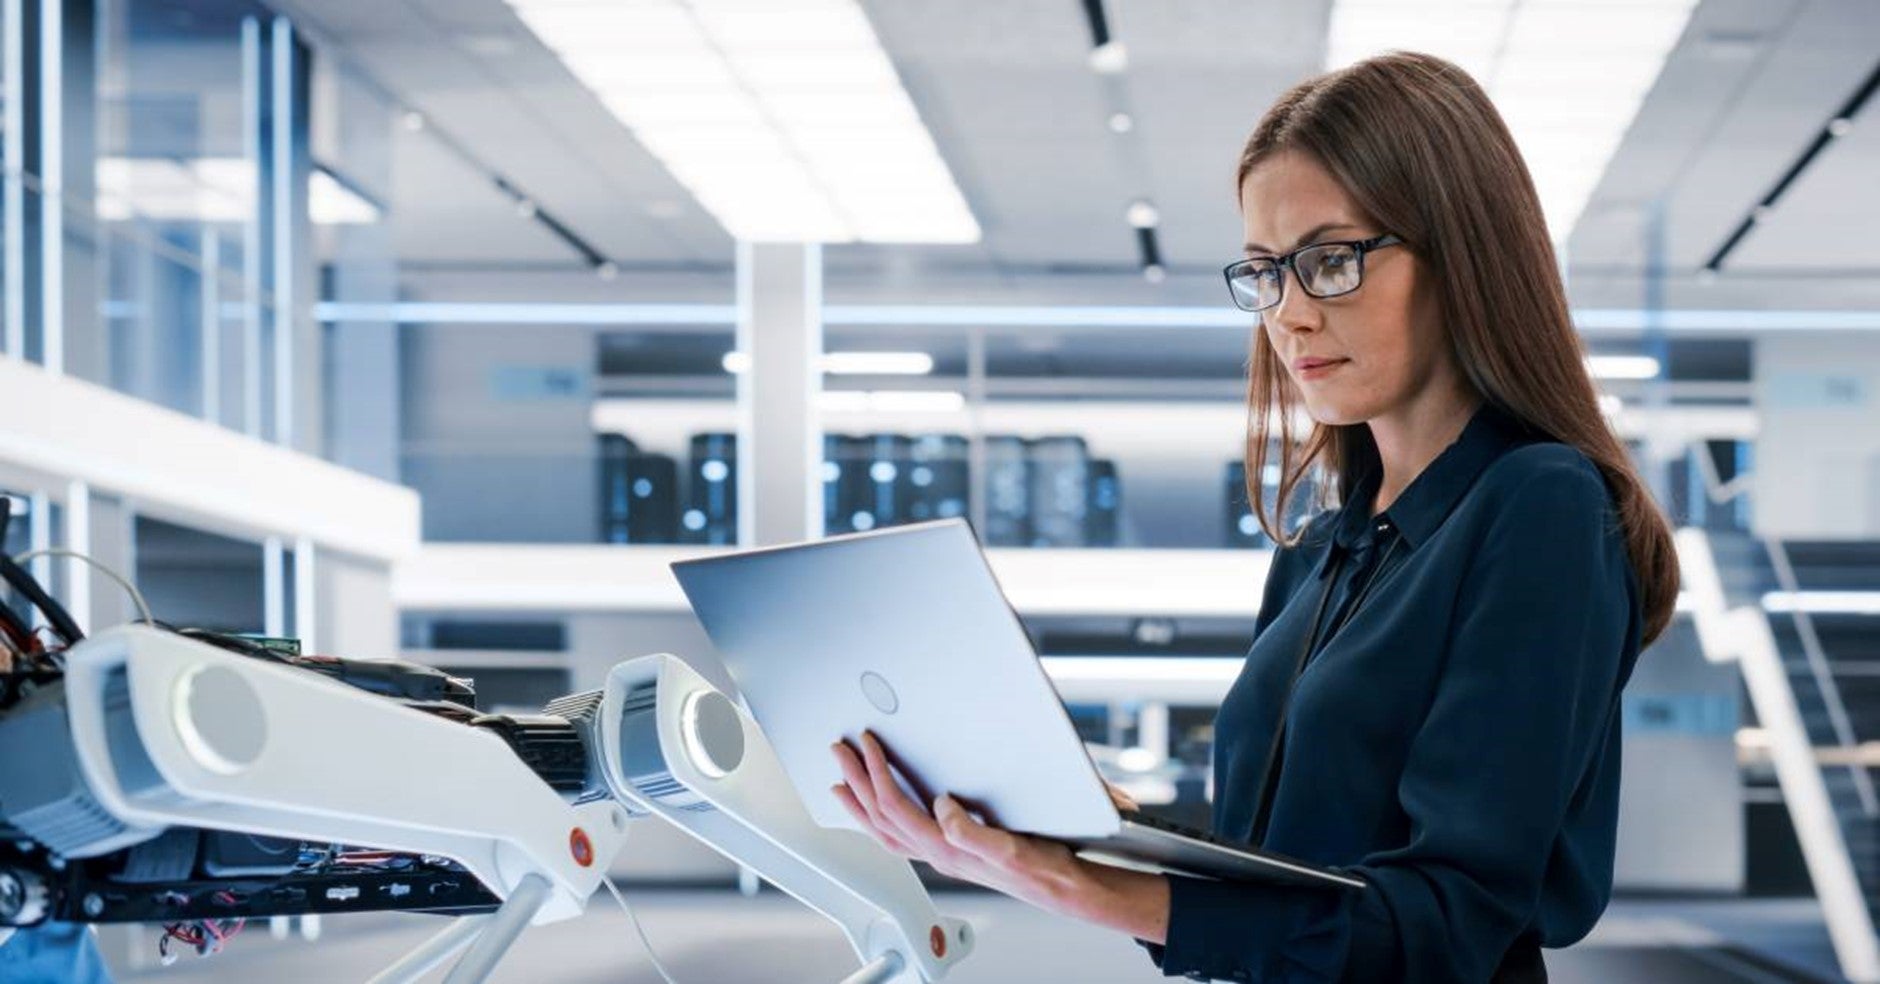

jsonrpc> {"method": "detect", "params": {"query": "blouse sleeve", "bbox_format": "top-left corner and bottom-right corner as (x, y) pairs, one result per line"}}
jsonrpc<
(1143, 458), (1632, 981)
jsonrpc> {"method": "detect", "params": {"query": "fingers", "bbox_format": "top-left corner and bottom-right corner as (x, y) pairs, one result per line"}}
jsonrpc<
(831, 782), (915, 856)
(856, 732), (951, 851)
(934, 794), (1024, 866)
(833, 738), (949, 863)
(831, 739), (883, 818)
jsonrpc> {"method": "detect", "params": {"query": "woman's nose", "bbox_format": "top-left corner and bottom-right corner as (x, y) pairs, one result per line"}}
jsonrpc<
(1264, 276), (1323, 336)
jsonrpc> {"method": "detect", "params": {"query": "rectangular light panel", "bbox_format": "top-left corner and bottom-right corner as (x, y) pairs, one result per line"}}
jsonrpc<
(1327, 0), (1698, 240)
(506, 0), (980, 245)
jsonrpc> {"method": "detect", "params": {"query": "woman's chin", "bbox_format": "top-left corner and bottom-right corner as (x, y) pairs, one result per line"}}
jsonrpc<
(1300, 399), (1370, 429)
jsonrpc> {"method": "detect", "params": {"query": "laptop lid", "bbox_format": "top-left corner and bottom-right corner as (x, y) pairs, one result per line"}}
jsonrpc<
(671, 519), (1121, 839)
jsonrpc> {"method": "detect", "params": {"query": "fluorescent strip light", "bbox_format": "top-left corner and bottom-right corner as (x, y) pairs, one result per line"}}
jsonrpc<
(507, 0), (979, 244)
(1763, 592), (1880, 616)
(310, 168), (382, 225)
(822, 351), (935, 375)
(1587, 355), (1662, 380)
(819, 390), (965, 413)
(1326, 0), (1698, 239)
(97, 156), (379, 225)
(722, 351), (935, 375)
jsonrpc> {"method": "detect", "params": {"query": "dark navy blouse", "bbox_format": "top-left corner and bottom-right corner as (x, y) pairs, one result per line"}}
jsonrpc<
(1142, 402), (1643, 982)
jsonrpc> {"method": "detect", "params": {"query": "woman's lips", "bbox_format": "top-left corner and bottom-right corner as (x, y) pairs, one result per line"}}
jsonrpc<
(1294, 358), (1350, 381)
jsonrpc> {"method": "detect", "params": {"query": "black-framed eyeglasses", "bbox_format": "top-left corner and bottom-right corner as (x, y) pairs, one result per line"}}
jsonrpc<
(1222, 233), (1404, 313)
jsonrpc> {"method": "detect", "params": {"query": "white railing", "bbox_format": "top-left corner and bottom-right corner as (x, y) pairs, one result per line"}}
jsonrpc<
(1679, 527), (1880, 982)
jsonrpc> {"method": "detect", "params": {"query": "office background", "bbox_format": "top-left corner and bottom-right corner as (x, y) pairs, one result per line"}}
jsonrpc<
(0, 0), (1875, 980)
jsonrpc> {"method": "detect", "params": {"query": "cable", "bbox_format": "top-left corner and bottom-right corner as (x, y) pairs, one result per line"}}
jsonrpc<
(10, 548), (155, 626)
(601, 871), (680, 984)
(0, 499), (64, 648)
(0, 553), (82, 644)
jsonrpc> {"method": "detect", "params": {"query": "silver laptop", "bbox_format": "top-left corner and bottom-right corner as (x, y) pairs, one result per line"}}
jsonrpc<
(671, 519), (1362, 890)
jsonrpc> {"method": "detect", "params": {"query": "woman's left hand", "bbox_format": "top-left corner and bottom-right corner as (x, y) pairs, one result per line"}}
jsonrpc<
(829, 731), (1169, 941)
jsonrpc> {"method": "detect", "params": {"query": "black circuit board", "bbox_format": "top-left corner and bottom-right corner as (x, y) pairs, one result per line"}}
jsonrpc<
(44, 868), (503, 924)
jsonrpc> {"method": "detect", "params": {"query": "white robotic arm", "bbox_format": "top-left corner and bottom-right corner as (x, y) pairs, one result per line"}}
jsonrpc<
(4, 625), (970, 983)
(589, 655), (972, 983)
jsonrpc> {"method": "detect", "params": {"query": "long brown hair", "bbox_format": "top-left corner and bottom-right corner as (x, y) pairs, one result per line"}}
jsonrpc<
(1239, 51), (1678, 646)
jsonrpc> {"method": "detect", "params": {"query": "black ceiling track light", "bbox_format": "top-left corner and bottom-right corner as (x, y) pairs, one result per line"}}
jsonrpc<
(1703, 58), (1880, 272)
(1127, 200), (1163, 282)
(491, 174), (614, 276)
(1080, 0), (1128, 74)
(1135, 226), (1165, 283)
(1080, 0), (1112, 48)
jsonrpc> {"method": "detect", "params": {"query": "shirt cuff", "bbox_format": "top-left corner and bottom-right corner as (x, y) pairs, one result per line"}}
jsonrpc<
(1150, 874), (1354, 982)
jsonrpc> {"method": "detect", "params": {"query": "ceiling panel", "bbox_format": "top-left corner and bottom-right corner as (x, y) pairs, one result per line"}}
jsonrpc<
(1571, 0), (1879, 281)
(391, 130), (573, 263)
(1726, 72), (1880, 269)
(277, 0), (1878, 316)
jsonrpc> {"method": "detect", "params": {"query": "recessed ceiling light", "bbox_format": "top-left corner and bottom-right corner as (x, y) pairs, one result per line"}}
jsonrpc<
(1108, 112), (1134, 134)
(724, 351), (935, 375)
(1585, 355), (1661, 380)
(506, 0), (979, 245)
(1088, 40), (1129, 74)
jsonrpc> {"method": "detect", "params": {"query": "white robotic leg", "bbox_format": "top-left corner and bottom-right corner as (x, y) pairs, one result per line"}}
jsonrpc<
(591, 654), (973, 983)
(44, 627), (970, 982)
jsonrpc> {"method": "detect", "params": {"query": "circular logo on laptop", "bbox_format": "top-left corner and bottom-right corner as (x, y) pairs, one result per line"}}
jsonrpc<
(859, 671), (900, 714)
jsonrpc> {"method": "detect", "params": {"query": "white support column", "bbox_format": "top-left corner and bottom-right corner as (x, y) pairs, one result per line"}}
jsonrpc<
(36, 0), (62, 376)
(201, 227), (221, 424)
(240, 16), (263, 438)
(733, 242), (821, 896)
(2, 0), (24, 360)
(734, 241), (823, 547)
(27, 491), (51, 619)
(294, 535), (316, 654)
(1137, 701), (1170, 768)
(263, 535), (286, 637)
(270, 15), (296, 448)
(62, 479), (89, 635)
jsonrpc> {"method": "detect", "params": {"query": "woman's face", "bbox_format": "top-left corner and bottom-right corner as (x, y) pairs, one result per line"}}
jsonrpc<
(1238, 150), (1449, 427)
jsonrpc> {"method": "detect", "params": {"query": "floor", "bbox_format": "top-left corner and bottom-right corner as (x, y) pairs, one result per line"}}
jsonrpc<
(93, 890), (1847, 983)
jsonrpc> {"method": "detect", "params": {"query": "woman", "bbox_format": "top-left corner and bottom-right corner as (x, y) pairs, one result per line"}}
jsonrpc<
(831, 51), (1678, 983)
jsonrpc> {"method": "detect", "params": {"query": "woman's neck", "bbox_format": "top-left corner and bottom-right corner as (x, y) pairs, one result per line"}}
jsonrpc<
(1366, 380), (1482, 516)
